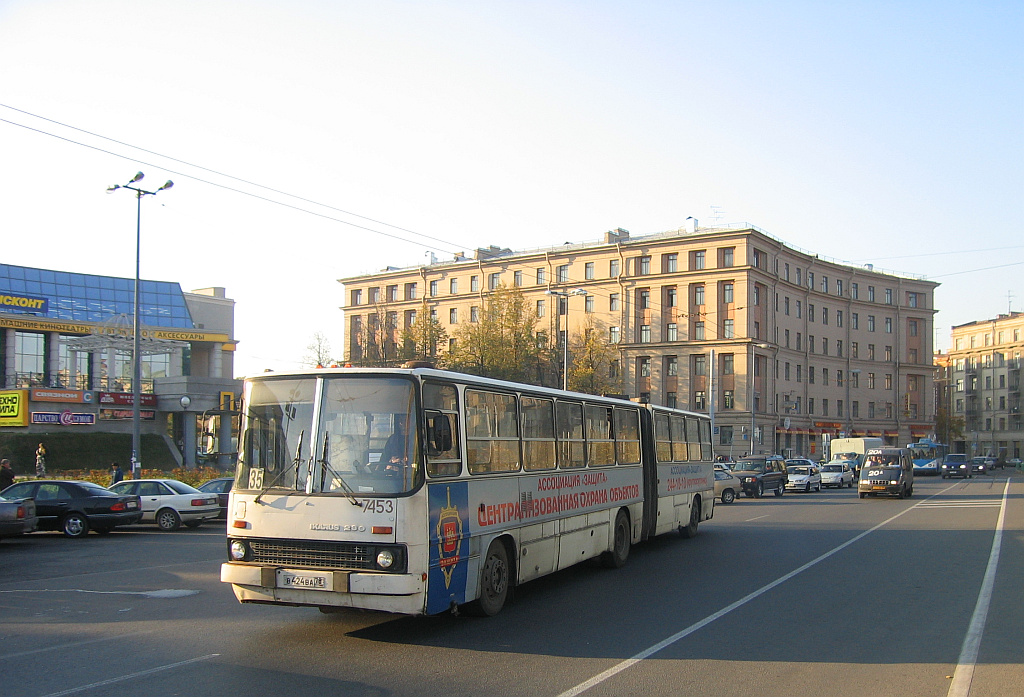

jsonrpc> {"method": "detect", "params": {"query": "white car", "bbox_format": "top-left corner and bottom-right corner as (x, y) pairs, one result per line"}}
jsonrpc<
(820, 460), (855, 488)
(784, 459), (822, 492)
(714, 468), (741, 504)
(109, 479), (219, 531)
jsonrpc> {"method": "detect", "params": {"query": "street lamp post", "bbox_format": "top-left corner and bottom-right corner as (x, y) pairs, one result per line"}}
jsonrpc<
(107, 172), (173, 479)
(546, 288), (587, 391)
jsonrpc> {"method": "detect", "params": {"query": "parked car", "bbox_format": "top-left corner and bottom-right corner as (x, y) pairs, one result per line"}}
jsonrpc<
(1008, 458), (1022, 469)
(0, 491), (38, 539)
(197, 477), (234, 519)
(713, 468), (741, 504)
(732, 455), (787, 498)
(970, 457), (989, 476)
(785, 459), (822, 492)
(941, 453), (971, 479)
(108, 479), (219, 531)
(820, 461), (855, 489)
(984, 457), (1001, 470)
(0, 480), (141, 537)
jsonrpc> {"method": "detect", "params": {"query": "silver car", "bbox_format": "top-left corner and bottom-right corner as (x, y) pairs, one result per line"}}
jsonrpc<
(820, 461), (855, 489)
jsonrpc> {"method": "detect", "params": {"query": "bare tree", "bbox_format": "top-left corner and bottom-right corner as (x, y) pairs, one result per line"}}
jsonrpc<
(304, 331), (336, 368)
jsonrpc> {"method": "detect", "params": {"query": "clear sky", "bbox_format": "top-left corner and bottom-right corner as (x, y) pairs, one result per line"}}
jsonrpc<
(1, 1), (1021, 377)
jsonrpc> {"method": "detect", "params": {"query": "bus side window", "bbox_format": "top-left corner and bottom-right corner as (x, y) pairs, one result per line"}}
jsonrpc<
(426, 410), (461, 477)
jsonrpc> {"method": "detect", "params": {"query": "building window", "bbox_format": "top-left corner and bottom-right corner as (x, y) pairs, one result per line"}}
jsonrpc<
(694, 391), (706, 410)
(666, 392), (677, 408)
(467, 276), (477, 292)
(884, 345), (892, 361)
(723, 283), (734, 304)
(609, 326), (620, 344)
(808, 398), (814, 415)
(585, 262), (594, 280)
(721, 247), (735, 267)
(724, 319), (734, 338)
(807, 272), (814, 289)
(785, 297), (791, 316)
(836, 310), (843, 327)
(429, 280), (439, 297)
(909, 319), (918, 336)
(450, 278), (458, 294)
(867, 373), (876, 389)
(667, 356), (678, 376)
(723, 390), (735, 409)
(836, 279), (844, 297)
(663, 253), (677, 273)
(852, 312), (859, 329)
(609, 259), (620, 278)
(694, 322), (705, 340)
(851, 283), (859, 300)
(639, 357), (651, 377)
(666, 323), (678, 341)
(639, 289), (650, 309)
(821, 275), (829, 293)
(666, 287), (677, 307)
(556, 265), (569, 283)
(868, 315), (876, 332)
(448, 308), (458, 324)
(691, 250), (706, 270)
(536, 269), (545, 285)
(351, 288), (363, 306)
(693, 285), (705, 306)
(868, 286), (875, 302)
(558, 296), (568, 315)
(639, 325), (651, 343)
(585, 295), (594, 313)
(637, 256), (651, 275)
(513, 270), (523, 287)
(884, 374), (892, 390)
(907, 292), (919, 308)
(609, 293), (620, 311)
(837, 340), (843, 357)
(536, 300), (545, 317)
(470, 306), (479, 323)
(488, 273), (501, 290)
(386, 285), (398, 302)
(808, 303), (815, 322)
(885, 288), (893, 305)
(722, 354), (734, 374)
(885, 317), (893, 333)
(694, 355), (706, 376)
(796, 364), (802, 383)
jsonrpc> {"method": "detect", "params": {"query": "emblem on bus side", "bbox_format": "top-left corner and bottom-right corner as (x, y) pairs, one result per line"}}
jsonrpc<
(436, 486), (463, 588)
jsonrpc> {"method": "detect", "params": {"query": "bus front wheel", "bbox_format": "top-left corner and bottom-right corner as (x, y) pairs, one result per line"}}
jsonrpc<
(468, 540), (511, 617)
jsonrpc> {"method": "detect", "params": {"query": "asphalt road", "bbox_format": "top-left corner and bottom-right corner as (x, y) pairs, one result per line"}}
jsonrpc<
(2, 471), (1022, 697)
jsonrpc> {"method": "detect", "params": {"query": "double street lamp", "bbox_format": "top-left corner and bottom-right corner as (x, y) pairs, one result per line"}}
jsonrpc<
(546, 288), (587, 391)
(107, 172), (173, 478)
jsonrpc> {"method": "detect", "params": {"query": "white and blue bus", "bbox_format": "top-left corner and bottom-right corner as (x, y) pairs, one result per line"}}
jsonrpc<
(221, 366), (714, 616)
(906, 439), (948, 476)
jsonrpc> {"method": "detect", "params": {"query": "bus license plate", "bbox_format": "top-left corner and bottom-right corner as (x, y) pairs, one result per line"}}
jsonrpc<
(277, 570), (333, 590)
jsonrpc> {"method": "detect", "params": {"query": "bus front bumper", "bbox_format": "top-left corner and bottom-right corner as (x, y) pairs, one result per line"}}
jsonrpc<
(221, 562), (422, 597)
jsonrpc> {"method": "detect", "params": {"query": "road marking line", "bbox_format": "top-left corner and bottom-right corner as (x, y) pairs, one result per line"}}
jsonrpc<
(0, 630), (154, 660)
(557, 481), (965, 697)
(947, 478), (1009, 697)
(0, 588), (200, 598)
(743, 514), (770, 521)
(37, 654), (219, 697)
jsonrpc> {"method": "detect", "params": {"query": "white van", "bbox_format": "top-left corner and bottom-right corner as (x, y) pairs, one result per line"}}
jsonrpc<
(858, 447), (914, 499)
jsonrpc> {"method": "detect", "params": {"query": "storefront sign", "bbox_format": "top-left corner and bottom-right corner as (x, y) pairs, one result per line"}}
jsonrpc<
(0, 390), (29, 427)
(31, 410), (96, 425)
(98, 392), (158, 407)
(99, 409), (156, 421)
(30, 389), (94, 404)
(0, 292), (48, 313)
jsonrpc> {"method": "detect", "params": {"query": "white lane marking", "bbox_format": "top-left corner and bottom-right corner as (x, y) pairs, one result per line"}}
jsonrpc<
(0, 631), (155, 660)
(37, 654), (219, 697)
(0, 588), (199, 598)
(947, 478), (1009, 697)
(743, 515), (770, 521)
(0, 558), (224, 587)
(557, 481), (965, 697)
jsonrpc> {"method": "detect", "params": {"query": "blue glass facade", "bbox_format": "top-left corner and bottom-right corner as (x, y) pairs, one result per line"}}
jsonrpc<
(0, 264), (195, 329)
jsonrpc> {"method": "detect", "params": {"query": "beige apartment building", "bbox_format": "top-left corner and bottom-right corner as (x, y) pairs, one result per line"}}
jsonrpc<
(340, 224), (938, 459)
(942, 312), (1023, 460)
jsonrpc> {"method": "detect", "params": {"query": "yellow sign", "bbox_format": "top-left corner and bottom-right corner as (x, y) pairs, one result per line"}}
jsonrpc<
(0, 390), (29, 427)
(219, 391), (235, 411)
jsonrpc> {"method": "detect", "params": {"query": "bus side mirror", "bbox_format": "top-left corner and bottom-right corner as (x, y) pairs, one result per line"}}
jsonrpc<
(428, 412), (453, 453)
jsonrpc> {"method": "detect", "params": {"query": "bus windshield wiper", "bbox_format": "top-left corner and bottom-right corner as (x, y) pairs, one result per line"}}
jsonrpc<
(255, 429), (304, 505)
(318, 432), (362, 506)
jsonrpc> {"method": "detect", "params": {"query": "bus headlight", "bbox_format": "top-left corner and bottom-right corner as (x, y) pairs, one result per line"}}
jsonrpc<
(376, 549), (396, 569)
(229, 539), (250, 561)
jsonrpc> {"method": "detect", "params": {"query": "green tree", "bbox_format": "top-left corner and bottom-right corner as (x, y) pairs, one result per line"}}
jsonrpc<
(400, 299), (448, 363)
(935, 407), (965, 444)
(566, 316), (623, 395)
(447, 284), (542, 384)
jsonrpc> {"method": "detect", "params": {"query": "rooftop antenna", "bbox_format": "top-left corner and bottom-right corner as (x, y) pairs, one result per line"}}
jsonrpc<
(1008, 290), (1015, 314)
(709, 205), (725, 225)
(424, 251), (437, 265)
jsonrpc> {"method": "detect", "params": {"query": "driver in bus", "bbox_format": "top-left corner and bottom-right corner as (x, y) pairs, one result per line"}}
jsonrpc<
(376, 415), (412, 477)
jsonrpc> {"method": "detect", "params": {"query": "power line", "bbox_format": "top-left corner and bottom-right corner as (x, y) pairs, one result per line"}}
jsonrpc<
(0, 106), (476, 254)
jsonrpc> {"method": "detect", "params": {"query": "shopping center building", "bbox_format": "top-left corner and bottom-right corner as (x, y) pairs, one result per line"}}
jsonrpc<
(0, 263), (241, 467)
(340, 223), (939, 459)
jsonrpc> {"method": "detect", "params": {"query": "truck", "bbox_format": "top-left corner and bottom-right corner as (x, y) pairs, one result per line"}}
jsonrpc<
(828, 437), (883, 476)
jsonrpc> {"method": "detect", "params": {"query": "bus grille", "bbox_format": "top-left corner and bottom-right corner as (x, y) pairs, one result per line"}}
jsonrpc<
(249, 538), (374, 570)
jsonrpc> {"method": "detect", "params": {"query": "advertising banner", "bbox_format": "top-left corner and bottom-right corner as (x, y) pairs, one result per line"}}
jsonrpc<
(99, 409), (156, 421)
(0, 390), (29, 427)
(98, 392), (158, 407)
(31, 410), (96, 425)
(31, 389), (93, 404)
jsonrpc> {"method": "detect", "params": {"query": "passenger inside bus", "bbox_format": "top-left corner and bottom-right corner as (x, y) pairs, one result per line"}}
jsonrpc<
(375, 415), (412, 478)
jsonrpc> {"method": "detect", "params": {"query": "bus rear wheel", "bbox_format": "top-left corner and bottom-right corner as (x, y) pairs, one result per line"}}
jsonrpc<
(602, 510), (631, 568)
(680, 499), (701, 539)
(467, 540), (511, 617)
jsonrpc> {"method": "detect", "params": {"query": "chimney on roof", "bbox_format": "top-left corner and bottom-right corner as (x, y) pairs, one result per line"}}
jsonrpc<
(605, 228), (629, 244)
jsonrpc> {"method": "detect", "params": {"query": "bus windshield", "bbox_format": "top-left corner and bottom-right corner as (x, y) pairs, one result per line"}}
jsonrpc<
(236, 376), (422, 496)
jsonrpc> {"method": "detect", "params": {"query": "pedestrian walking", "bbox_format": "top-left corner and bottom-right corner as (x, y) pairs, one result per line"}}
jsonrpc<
(110, 462), (124, 486)
(35, 443), (47, 478)
(0, 459), (14, 490)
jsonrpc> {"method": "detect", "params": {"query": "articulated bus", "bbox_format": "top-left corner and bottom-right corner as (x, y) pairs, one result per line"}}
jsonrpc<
(906, 439), (948, 476)
(221, 366), (714, 616)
